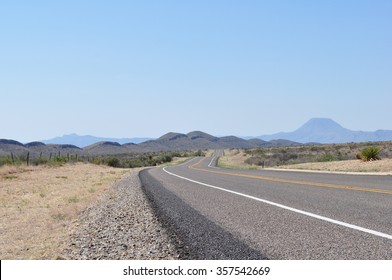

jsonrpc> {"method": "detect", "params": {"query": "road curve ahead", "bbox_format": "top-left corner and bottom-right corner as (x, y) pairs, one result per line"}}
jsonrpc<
(140, 154), (392, 259)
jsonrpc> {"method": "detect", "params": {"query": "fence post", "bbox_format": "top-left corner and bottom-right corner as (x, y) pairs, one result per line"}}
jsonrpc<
(11, 152), (15, 164)
(26, 152), (30, 166)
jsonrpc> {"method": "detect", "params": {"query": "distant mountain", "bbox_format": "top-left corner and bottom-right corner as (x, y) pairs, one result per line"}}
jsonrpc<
(247, 138), (269, 146)
(269, 139), (302, 146)
(83, 141), (130, 155)
(0, 139), (82, 158)
(0, 139), (30, 156)
(1, 131), (302, 157)
(218, 136), (256, 148)
(151, 131), (221, 151)
(133, 131), (300, 152)
(259, 118), (392, 144)
(42, 133), (153, 148)
(13, 120), (392, 158)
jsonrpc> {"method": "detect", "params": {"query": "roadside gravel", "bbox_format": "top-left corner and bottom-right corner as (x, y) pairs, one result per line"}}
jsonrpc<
(63, 168), (179, 260)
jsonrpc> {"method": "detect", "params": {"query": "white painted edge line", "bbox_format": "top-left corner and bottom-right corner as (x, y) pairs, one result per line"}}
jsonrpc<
(162, 166), (392, 241)
(163, 157), (198, 168)
(177, 157), (199, 167)
(207, 156), (221, 169)
(208, 156), (215, 167)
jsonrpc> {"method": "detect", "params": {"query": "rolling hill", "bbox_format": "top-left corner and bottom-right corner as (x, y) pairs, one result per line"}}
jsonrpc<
(42, 133), (153, 148)
(0, 139), (82, 159)
(0, 131), (299, 157)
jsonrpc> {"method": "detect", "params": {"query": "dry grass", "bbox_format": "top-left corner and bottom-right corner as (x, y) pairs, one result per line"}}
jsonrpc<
(218, 149), (258, 170)
(219, 148), (392, 174)
(275, 158), (392, 174)
(160, 157), (192, 167)
(205, 150), (215, 157)
(0, 163), (129, 259)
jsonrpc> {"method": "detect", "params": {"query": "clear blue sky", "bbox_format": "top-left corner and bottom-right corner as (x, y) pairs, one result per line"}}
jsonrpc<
(1, 0), (391, 142)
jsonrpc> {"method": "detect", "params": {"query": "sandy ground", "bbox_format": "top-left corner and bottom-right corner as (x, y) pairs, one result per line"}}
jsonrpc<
(0, 163), (129, 259)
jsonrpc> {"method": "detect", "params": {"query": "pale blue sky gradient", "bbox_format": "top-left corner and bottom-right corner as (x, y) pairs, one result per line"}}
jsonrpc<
(1, 0), (391, 142)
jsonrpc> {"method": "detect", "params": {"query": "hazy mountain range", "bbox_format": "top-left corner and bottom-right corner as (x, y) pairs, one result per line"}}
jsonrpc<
(40, 118), (392, 147)
(2, 118), (392, 157)
(0, 132), (298, 157)
(259, 118), (392, 144)
(82, 131), (290, 155)
(42, 133), (152, 148)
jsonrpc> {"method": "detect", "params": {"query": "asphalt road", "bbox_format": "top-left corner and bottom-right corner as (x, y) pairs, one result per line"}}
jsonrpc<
(140, 153), (392, 259)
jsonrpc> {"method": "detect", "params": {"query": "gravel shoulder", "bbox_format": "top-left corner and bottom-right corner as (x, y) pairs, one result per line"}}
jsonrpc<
(63, 168), (179, 260)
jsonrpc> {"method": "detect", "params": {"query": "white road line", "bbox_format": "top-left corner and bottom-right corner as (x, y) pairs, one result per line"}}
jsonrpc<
(208, 156), (216, 167)
(162, 157), (198, 168)
(207, 156), (221, 169)
(208, 156), (219, 169)
(176, 157), (199, 167)
(162, 166), (392, 241)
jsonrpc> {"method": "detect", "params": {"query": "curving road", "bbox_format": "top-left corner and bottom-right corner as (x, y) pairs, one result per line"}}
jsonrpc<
(139, 152), (392, 259)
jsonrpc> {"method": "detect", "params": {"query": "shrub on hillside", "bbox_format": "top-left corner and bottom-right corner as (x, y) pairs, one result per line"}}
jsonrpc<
(318, 153), (336, 162)
(360, 146), (381, 161)
(245, 157), (264, 166)
(34, 157), (49, 165)
(127, 159), (144, 168)
(106, 157), (121, 167)
(193, 150), (204, 157)
(0, 155), (12, 166)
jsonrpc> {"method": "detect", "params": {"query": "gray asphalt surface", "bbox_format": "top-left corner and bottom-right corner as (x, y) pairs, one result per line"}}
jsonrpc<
(140, 153), (392, 259)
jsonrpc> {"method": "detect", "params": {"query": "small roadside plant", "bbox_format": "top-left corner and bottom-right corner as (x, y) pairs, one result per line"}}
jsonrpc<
(360, 146), (381, 161)
(319, 153), (335, 162)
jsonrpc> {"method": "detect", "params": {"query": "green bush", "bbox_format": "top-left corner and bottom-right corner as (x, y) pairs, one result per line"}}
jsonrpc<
(91, 158), (102, 165)
(107, 157), (121, 167)
(0, 155), (12, 166)
(193, 150), (204, 157)
(54, 156), (67, 163)
(360, 146), (381, 161)
(34, 157), (49, 165)
(319, 153), (335, 162)
(127, 159), (144, 168)
(160, 155), (172, 163)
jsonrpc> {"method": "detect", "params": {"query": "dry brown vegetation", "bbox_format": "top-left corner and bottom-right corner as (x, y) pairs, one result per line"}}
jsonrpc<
(218, 149), (258, 170)
(219, 142), (392, 174)
(275, 158), (392, 174)
(242, 142), (392, 167)
(0, 163), (129, 259)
